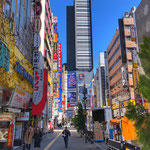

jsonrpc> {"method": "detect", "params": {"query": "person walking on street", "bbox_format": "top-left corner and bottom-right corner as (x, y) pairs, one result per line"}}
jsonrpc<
(33, 127), (42, 150)
(24, 126), (34, 150)
(62, 127), (71, 148)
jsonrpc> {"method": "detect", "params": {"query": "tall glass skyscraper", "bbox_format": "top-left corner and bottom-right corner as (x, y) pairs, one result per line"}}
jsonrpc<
(74, 0), (93, 71)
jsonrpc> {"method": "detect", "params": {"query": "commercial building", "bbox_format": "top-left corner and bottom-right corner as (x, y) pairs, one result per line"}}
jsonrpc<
(67, 0), (93, 104)
(107, 9), (137, 118)
(0, 1), (33, 149)
(95, 52), (110, 108)
(135, 0), (150, 51)
(67, 6), (76, 71)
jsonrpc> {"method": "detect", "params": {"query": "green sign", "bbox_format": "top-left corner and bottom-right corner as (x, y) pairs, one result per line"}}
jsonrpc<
(0, 39), (10, 71)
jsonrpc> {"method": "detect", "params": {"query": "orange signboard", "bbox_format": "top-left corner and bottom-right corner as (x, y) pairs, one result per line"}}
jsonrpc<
(7, 123), (14, 147)
(53, 34), (58, 42)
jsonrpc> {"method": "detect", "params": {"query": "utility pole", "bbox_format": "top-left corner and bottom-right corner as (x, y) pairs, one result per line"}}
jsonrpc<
(83, 84), (87, 143)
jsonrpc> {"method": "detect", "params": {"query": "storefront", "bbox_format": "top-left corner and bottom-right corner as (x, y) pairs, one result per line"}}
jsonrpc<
(0, 113), (15, 150)
(0, 12), (33, 149)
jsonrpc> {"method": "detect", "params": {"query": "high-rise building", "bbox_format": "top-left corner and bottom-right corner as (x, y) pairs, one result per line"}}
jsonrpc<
(95, 52), (110, 107)
(74, 0), (93, 71)
(67, 0), (93, 102)
(67, 6), (76, 71)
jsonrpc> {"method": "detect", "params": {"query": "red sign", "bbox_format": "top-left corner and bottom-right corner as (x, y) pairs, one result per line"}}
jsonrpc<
(58, 43), (61, 72)
(35, 2), (42, 16)
(53, 53), (57, 61)
(7, 123), (14, 147)
(32, 69), (48, 115)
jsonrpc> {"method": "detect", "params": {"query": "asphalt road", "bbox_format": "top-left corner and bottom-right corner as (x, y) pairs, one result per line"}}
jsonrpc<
(16, 128), (108, 150)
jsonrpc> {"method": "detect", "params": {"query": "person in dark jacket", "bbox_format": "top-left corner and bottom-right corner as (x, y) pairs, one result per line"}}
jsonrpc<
(62, 127), (71, 148)
(33, 127), (42, 150)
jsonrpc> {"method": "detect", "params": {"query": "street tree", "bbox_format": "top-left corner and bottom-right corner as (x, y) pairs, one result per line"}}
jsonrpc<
(126, 36), (150, 150)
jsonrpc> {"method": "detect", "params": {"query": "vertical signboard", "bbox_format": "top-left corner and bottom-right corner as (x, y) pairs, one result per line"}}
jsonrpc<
(32, 69), (48, 115)
(58, 43), (61, 72)
(130, 25), (136, 41)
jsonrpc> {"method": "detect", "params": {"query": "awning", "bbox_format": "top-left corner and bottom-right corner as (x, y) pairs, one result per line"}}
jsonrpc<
(110, 117), (137, 141)
(110, 118), (121, 125)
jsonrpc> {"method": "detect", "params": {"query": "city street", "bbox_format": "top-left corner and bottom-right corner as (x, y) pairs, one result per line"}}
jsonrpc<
(16, 128), (108, 150)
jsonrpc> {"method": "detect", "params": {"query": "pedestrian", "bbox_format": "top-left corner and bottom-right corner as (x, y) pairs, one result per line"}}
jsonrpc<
(33, 127), (42, 150)
(24, 125), (34, 150)
(62, 127), (71, 148)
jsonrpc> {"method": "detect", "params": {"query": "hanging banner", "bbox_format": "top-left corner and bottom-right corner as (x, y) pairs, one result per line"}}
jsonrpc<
(58, 43), (61, 72)
(34, 33), (41, 48)
(53, 53), (57, 61)
(9, 86), (31, 109)
(130, 25), (136, 41)
(7, 123), (14, 147)
(32, 69), (48, 115)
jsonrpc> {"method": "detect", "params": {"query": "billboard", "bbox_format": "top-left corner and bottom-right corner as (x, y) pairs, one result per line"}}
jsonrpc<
(9, 86), (31, 109)
(53, 53), (57, 61)
(32, 69), (48, 115)
(67, 73), (76, 88)
(53, 34), (58, 43)
(67, 92), (76, 102)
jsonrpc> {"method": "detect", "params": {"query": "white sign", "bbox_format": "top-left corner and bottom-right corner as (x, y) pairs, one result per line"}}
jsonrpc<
(34, 33), (41, 48)
(9, 86), (31, 109)
(33, 51), (44, 69)
(121, 67), (128, 89)
(16, 112), (29, 121)
(33, 69), (43, 105)
(53, 63), (57, 71)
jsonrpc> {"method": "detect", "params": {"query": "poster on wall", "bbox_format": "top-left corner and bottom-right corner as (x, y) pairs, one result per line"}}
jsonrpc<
(67, 92), (76, 102)
(67, 73), (76, 88)
(121, 66), (128, 90)
(32, 69), (48, 115)
(9, 86), (31, 109)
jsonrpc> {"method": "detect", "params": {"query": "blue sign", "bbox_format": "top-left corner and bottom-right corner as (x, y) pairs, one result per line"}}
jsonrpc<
(0, 39), (10, 71)
(67, 73), (76, 88)
(58, 71), (62, 112)
(16, 61), (33, 84)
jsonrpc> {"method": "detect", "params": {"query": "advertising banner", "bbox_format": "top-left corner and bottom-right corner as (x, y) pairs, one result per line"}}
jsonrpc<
(32, 69), (48, 115)
(130, 25), (136, 41)
(34, 33), (41, 48)
(9, 86), (31, 109)
(53, 34), (58, 43)
(7, 123), (14, 147)
(0, 39), (10, 71)
(53, 16), (58, 24)
(16, 112), (29, 121)
(53, 53), (57, 61)
(67, 73), (76, 88)
(35, 2), (42, 16)
(34, 17), (41, 32)
(67, 92), (76, 102)
(58, 43), (61, 72)
(53, 63), (57, 71)
(121, 66), (128, 90)
(33, 50), (44, 69)
(53, 43), (57, 52)
(53, 72), (58, 82)
(54, 25), (58, 33)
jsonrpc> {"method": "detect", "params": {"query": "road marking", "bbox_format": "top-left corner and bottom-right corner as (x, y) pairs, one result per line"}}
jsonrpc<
(44, 131), (62, 150)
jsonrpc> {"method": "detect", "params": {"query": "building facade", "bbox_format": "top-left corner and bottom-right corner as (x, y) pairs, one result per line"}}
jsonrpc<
(107, 9), (137, 118)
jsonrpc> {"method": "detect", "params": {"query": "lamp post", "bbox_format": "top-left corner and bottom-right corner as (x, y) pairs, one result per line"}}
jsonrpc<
(83, 84), (87, 143)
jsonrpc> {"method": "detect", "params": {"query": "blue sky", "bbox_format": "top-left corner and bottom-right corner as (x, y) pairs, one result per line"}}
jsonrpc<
(50, 0), (141, 72)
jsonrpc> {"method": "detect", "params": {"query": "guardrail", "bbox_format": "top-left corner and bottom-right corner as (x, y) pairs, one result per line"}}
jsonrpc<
(122, 141), (141, 150)
(108, 139), (141, 150)
(108, 139), (122, 150)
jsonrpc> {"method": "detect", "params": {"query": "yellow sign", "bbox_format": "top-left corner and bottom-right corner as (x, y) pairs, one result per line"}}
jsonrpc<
(48, 74), (51, 84)
(133, 62), (138, 68)
(130, 99), (135, 105)
(112, 104), (119, 110)
(53, 34), (58, 42)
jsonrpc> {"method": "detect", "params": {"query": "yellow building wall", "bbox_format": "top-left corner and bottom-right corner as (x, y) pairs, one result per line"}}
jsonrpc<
(0, 13), (33, 94)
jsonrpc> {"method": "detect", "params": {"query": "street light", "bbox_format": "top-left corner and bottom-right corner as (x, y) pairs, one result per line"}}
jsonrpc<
(83, 84), (88, 143)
